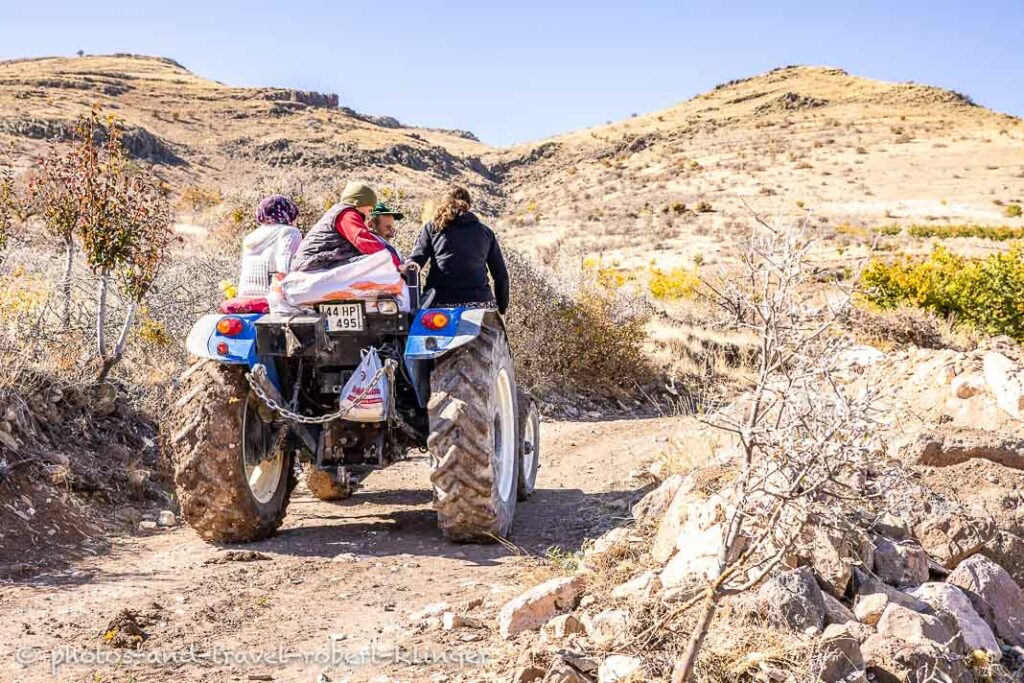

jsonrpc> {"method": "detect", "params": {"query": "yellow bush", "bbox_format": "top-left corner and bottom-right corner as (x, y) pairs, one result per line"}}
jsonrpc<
(0, 267), (49, 319)
(860, 246), (1024, 340)
(1006, 204), (1023, 218)
(648, 266), (700, 300)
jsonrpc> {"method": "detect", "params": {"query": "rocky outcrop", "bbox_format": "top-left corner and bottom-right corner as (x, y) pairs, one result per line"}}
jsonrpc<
(947, 554), (1024, 647)
(498, 575), (586, 639)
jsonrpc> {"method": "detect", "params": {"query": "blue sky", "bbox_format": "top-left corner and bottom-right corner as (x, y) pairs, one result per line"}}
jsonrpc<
(1, 1), (1021, 145)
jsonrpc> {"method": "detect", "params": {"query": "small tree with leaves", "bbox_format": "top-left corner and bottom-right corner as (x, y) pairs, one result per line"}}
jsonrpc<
(0, 165), (21, 266)
(31, 110), (172, 381)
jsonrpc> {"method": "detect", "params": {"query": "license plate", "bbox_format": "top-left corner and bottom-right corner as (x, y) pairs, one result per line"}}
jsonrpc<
(322, 303), (364, 332)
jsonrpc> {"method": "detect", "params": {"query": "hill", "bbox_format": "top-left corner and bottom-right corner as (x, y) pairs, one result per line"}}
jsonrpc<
(0, 54), (494, 200)
(490, 65), (1024, 269)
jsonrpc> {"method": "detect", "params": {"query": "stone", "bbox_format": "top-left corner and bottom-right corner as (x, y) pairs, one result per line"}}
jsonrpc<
(498, 576), (586, 639)
(860, 633), (973, 683)
(442, 612), (483, 630)
(952, 372), (986, 399)
(610, 571), (661, 600)
(757, 567), (826, 632)
(983, 351), (1024, 419)
(909, 582), (1000, 660)
(650, 484), (694, 562)
(871, 536), (929, 587)
(631, 474), (687, 521)
(852, 570), (931, 623)
(853, 593), (889, 626)
(542, 614), (585, 641)
(876, 604), (962, 652)
(659, 525), (728, 587)
(947, 554), (1024, 647)
(409, 602), (450, 622)
(541, 662), (590, 683)
(934, 364), (957, 387)
(584, 609), (629, 646)
(511, 666), (545, 683)
(138, 520), (158, 531)
(838, 345), (886, 370)
(597, 655), (642, 683)
(818, 623), (867, 683)
(822, 592), (857, 626)
(585, 527), (633, 559)
(897, 426), (1024, 470)
(871, 513), (912, 541)
(791, 525), (856, 596)
(157, 510), (177, 527)
(913, 511), (996, 569)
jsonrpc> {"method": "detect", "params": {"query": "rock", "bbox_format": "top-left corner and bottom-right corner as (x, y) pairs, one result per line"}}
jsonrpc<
(853, 593), (890, 626)
(585, 527), (634, 560)
(983, 351), (1024, 419)
(757, 567), (826, 632)
(871, 513), (912, 541)
(650, 484), (693, 562)
(498, 576), (585, 639)
(871, 536), (929, 587)
(909, 582), (1000, 660)
(952, 372), (986, 399)
(541, 662), (591, 683)
(659, 525), (728, 586)
(632, 474), (687, 521)
(611, 571), (661, 600)
(896, 426), (1024, 470)
(598, 655), (642, 683)
(442, 612), (483, 630)
(876, 603), (962, 652)
(913, 511), (996, 569)
(157, 510), (177, 527)
(542, 614), (585, 641)
(791, 525), (857, 596)
(511, 666), (545, 683)
(138, 520), (158, 531)
(409, 602), (450, 623)
(947, 554), (1024, 646)
(852, 570), (931, 623)
(584, 609), (629, 646)
(934, 363), (957, 386)
(822, 592), (857, 625)
(860, 633), (973, 683)
(818, 623), (867, 683)
(838, 345), (886, 370)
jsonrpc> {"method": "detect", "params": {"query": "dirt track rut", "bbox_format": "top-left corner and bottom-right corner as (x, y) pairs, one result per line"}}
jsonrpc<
(0, 416), (682, 683)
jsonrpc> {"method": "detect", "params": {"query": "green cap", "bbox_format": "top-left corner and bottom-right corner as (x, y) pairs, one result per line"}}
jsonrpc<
(340, 181), (377, 208)
(370, 201), (405, 220)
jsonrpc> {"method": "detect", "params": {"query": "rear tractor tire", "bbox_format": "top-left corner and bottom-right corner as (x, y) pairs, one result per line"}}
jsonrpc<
(165, 359), (296, 543)
(428, 316), (519, 542)
(516, 390), (540, 501)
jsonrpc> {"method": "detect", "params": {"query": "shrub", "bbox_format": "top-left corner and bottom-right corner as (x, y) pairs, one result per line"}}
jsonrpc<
(849, 306), (951, 349)
(695, 200), (713, 213)
(1006, 204), (1023, 218)
(178, 184), (222, 213)
(504, 250), (653, 397)
(860, 246), (1024, 340)
(905, 223), (1024, 240)
(648, 266), (700, 300)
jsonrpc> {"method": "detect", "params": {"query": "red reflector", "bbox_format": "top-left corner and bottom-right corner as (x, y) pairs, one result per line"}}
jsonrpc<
(421, 311), (450, 330)
(216, 316), (244, 336)
(216, 342), (230, 355)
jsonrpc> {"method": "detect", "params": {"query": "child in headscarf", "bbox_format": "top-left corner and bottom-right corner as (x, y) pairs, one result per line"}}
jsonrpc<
(221, 195), (302, 313)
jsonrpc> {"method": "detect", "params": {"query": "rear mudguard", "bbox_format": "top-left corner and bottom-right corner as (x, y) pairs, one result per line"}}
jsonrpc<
(185, 313), (262, 365)
(404, 307), (488, 361)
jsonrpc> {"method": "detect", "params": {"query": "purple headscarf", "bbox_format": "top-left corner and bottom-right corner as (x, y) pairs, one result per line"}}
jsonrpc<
(256, 194), (300, 226)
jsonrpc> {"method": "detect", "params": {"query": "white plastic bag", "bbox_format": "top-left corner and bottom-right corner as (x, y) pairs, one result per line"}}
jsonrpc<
(338, 347), (390, 423)
(281, 250), (410, 311)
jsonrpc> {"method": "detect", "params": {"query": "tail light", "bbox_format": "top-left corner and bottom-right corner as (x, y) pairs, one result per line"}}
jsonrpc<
(216, 342), (230, 355)
(421, 311), (450, 330)
(216, 316), (244, 336)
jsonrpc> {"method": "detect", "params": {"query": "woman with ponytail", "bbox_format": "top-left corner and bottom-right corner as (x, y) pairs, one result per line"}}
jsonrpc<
(407, 186), (509, 313)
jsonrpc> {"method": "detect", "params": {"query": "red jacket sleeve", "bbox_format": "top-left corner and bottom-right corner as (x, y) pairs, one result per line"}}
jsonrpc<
(335, 210), (400, 267)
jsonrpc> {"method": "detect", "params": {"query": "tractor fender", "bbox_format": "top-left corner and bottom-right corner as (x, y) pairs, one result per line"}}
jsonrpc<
(185, 313), (262, 365)
(404, 307), (488, 361)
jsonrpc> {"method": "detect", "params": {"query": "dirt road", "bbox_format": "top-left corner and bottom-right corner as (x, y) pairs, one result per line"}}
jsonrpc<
(0, 416), (682, 683)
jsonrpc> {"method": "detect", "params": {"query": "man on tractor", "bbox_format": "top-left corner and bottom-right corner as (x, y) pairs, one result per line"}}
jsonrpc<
(367, 201), (405, 263)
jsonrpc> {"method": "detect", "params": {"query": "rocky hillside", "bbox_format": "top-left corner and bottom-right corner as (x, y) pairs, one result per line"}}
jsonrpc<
(0, 54), (494, 198)
(490, 66), (1024, 269)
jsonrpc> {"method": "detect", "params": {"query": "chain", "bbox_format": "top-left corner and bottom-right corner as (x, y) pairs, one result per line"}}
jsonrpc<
(246, 360), (395, 425)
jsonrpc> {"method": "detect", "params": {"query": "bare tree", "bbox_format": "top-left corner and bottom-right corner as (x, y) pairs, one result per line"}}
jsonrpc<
(656, 218), (885, 682)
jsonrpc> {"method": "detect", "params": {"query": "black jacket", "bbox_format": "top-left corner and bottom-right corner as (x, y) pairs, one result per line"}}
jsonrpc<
(409, 212), (510, 313)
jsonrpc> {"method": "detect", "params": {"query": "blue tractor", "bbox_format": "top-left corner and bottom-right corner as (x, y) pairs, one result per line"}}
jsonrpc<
(166, 271), (540, 543)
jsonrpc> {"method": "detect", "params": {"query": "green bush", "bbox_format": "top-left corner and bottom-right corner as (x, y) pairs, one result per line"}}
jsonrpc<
(1006, 204), (1023, 218)
(860, 246), (1024, 340)
(905, 223), (1024, 241)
